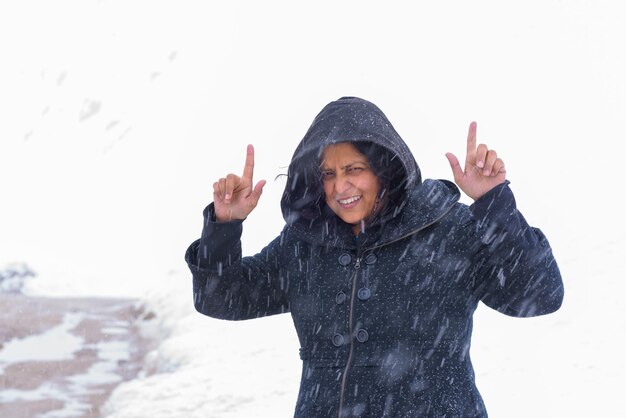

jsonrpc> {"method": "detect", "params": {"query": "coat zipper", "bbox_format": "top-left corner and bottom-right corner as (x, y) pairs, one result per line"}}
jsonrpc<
(335, 205), (455, 416)
(338, 254), (361, 418)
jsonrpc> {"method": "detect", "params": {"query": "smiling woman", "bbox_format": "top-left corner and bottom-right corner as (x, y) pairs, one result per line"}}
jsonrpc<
(185, 96), (564, 417)
(320, 143), (382, 235)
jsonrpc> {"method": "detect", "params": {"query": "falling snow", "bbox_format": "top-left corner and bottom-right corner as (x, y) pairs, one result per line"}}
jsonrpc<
(1, 0), (626, 417)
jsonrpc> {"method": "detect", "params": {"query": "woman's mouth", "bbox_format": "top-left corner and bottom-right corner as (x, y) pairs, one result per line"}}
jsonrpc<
(337, 195), (362, 208)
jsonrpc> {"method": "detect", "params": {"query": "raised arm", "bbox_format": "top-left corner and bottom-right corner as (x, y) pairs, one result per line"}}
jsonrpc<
(185, 215), (290, 321)
(445, 123), (563, 316)
(463, 181), (564, 317)
(184, 145), (290, 320)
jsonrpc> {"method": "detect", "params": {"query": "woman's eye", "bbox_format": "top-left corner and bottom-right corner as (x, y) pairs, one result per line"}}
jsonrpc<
(348, 166), (364, 174)
(321, 171), (334, 179)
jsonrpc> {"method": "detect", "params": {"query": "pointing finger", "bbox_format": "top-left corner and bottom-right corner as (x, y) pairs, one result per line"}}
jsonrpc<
(466, 121), (477, 165)
(242, 144), (255, 182)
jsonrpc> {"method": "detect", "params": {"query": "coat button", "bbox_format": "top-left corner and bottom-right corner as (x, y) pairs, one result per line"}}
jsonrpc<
(335, 291), (347, 304)
(365, 253), (378, 265)
(356, 329), (369, 343)
(338, 253), (352, 266)
(357, 288), (371, 301)
(332, 333), (345, 347)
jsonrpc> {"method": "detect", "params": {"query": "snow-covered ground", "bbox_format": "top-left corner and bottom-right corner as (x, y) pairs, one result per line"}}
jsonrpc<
(2, 1), (625, 416)
(0, 306), (135, 417)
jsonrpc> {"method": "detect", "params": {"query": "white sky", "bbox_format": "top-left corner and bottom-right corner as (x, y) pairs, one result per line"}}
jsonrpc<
(1, 1), (625, 416)
(2, 0), (624, 295)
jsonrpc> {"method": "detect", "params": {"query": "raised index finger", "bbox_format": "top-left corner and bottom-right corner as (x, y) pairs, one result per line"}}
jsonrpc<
(242, 144), (255, 182)
(466, 121), (478, 163)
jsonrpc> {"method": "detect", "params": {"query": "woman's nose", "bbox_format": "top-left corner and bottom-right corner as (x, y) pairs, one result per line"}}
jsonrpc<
(334, 174), (352, 193)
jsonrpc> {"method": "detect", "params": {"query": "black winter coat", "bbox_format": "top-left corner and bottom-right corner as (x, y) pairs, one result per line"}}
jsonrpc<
(185, 97), (564, 417)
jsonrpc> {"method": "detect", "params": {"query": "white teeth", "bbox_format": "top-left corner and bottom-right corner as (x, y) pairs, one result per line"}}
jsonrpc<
(338, 196), (361, 205)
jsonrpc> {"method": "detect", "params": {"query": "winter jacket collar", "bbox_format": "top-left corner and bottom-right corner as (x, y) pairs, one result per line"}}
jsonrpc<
(285, 178), (460, 250)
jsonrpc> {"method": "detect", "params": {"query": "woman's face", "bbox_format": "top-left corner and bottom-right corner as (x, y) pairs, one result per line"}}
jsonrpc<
(320, 142), (381, 233)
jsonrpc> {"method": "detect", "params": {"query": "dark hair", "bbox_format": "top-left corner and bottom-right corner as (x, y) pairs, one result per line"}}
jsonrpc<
(352, 141), (406, 200)
(351, 141), (407, 220)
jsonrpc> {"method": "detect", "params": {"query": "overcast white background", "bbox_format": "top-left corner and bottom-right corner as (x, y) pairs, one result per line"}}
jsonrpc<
(1, 1), (625, 417)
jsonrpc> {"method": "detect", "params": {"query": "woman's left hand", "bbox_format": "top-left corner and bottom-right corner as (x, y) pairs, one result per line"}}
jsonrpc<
(445, 121), (507, 201)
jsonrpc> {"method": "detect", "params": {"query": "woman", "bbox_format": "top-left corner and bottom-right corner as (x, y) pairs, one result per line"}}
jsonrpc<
(185, 97), (564, 417)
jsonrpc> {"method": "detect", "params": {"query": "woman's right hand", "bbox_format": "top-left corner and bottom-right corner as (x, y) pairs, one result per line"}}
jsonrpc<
(213, 144), (266, 222)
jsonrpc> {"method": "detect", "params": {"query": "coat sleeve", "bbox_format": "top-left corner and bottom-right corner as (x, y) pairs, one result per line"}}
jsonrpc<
(184, 203), (290, 320)
(468, 181), (564, 317)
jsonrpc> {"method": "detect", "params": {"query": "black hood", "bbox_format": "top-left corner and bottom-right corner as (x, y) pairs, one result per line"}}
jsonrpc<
(281, 96), (457, 248)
